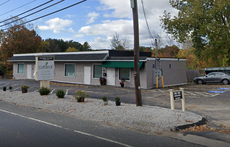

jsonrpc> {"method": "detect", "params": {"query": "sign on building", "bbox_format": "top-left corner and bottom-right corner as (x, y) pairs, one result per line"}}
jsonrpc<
(37, 61), (54, 80)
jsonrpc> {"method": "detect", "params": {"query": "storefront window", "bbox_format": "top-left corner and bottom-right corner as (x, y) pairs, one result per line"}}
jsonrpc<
(18, 64), (24, 74)
(65, 64), (75, 77)
(119, 68), (130, 80)
(93, 65), (102, 78)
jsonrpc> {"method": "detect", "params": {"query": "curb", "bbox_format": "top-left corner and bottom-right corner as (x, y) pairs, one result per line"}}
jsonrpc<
(174, 117), (208, 131)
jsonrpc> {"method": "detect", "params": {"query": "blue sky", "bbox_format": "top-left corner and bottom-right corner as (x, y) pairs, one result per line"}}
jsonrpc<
(0, 0), (178, 49)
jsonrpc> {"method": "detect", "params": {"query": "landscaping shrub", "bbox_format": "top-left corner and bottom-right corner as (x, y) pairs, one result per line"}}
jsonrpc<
(56, 89), (65, 98)
(39, 87), (50, 95)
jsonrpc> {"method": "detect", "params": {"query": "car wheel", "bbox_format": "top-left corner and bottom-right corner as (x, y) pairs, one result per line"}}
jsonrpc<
(222, 79), (229, 85)
(197, 79), (203, 84)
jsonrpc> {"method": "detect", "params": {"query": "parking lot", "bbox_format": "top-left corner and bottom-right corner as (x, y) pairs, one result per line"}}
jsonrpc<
(1, 79), (230, 128)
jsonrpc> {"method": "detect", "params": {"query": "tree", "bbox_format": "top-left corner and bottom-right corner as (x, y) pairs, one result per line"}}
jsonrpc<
(160, 0), (230, 67)
(0, 23), (41, 73)
(65, 47), (78, 52)
(82, 41), (91, 51)
(110, 32), (130, 50)
(38, 40), (50, 52)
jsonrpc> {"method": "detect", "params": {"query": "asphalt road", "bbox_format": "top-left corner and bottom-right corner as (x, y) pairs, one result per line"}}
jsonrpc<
(0, 101), (203, 147)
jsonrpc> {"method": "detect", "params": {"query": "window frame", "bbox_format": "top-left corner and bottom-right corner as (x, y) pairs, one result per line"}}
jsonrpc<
(93, 64), (103, 79)
(119, 68), (131, 82)
(18, 63), (24, 74)
(64, 63), (76, 77)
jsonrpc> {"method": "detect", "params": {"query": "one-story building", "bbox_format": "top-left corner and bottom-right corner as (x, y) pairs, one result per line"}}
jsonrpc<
(7, 50), (187, 89)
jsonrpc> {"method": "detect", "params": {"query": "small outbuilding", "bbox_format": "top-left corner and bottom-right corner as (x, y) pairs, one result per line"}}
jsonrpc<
(8, 50), (187, 89)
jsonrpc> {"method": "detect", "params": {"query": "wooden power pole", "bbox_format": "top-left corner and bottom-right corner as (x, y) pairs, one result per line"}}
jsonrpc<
(130, 0), (142, 106)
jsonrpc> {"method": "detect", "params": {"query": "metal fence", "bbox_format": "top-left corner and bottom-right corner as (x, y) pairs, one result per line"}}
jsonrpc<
(186, 69), (205, 82)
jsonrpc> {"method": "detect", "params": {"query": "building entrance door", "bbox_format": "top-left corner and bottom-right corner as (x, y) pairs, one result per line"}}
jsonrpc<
(84, 66), (91, 84)
(107, 68), (115, 86)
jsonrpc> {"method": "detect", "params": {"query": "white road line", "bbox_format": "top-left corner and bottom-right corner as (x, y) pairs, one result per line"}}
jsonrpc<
(74, 130), (132, 147)
(13, 87), (20, 90)
(209, 93), (220, 97)
(184, 91), (196, 96)
(65, 89), (68, 95)
(158, 89), (165, 93)
(51, 89), (55, 94)
(194, 92), (210, 97)
(0, 109), (132, 147)
(1, 83), (9, 87)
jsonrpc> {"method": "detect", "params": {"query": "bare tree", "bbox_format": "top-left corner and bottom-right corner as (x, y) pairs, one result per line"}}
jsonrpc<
(110, 32), (130, 50)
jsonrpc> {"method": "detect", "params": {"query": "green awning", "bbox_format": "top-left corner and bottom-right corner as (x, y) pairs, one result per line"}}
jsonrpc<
(100, 62), (144, 68)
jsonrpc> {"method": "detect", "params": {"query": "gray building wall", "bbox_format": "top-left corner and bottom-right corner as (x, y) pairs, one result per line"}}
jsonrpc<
(53, 62), (105, 85)
(13, 63), (35, 80)
(12, 58), (186, 89)
(162, 60), (187, 87)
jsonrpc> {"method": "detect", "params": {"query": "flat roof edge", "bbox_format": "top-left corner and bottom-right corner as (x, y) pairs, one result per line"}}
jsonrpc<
(13, 51), (109, 56)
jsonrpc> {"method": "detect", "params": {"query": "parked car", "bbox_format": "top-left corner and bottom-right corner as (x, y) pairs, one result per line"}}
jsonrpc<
(194, 72), (230, 85)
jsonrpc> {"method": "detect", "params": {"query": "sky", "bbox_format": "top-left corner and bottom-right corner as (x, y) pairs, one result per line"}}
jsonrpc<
(0, 0), (178, 50)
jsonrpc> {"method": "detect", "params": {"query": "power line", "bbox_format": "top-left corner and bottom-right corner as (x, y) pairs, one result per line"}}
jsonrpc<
(0, 0), (65, 27)
(0, 0), (10, 7)
(0, 0), (37, 17)
(0, 0), (54, 24)
(2, 0), (87, 31)
(141, 0), (155, 47)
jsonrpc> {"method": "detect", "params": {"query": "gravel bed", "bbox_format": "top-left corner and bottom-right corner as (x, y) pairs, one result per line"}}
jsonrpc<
(0, 91), (203, 134)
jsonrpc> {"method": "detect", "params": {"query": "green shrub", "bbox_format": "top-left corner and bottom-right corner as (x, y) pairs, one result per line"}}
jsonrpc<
(9, 86), (12, 90)
(3, 87), (6, 91)
(39, 87), (50, 95)
(102, 96), (107, 101)
(115, 97), (120, 102)
(56, 89), (65, 98)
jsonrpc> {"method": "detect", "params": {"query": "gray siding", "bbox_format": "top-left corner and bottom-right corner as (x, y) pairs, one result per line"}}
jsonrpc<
(12, 59), (187, 89)
(162, 60), (187, 87)
(13, 63), (35, 80)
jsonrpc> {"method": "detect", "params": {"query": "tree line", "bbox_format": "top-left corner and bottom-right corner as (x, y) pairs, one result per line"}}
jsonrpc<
(160, 0), (230, 68)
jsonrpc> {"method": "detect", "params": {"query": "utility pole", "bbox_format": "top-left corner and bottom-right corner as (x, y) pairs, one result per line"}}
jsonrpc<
(130, 0), (142, 106)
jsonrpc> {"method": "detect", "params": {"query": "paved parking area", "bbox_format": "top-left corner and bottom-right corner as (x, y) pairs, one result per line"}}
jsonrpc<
(1, 79), (230, 128)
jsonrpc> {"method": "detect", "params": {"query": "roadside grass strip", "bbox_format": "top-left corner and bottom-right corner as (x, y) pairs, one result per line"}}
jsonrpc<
(208, 91), (226, 93)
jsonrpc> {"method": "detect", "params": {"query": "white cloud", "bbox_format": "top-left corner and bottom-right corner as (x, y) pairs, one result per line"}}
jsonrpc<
(98, 0), (131, 18)
(38, 18), (73, 33)
(87, 12), (99, 24)
(68, 28), (75, 33)
(65, 15), (75, 19)
(82, 0), (179, 49)
(79, 19), (133, 36)
(74, 34), (85, 38)
(88, 37), (111, 49)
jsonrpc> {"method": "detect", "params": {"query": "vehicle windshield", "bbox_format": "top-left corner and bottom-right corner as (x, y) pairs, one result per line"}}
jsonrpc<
(224, 72), (230, 76)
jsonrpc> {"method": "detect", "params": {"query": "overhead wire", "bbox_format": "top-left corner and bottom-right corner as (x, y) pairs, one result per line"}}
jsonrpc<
(0, 0), (37, 17)
(0, 0), (65, 27)
(141, 0), (156, 47)
(2, 0), (87, 31)
(0, 0), (54, 24)
(0, 0), (10, 7)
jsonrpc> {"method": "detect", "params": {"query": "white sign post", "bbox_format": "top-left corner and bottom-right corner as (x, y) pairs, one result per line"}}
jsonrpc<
(170, 88), (185, 111)
(35, 56), (54, 89)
